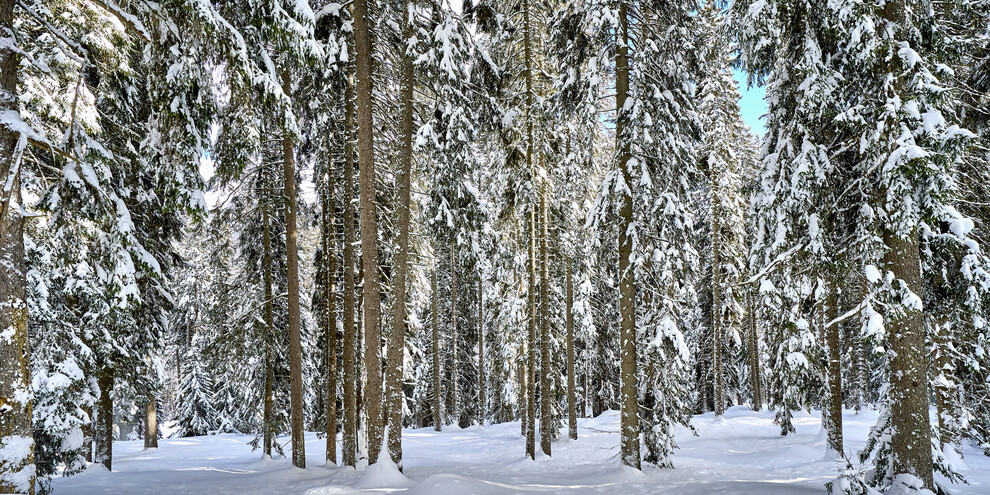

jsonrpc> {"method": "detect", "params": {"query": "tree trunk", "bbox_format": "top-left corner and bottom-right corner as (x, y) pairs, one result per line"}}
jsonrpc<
(353, 0), (383, 462)
(95, 368), (114, 471)
(282, 72), (306, 470)
(262, 192), (275, 459)
(522, 0), (538, 461)
(323, 188), (339, 465)
(825, 287), (843, 455)
(883, 228), (933, 489)
(342, 73), (359, 467)
(539, 187), (552, 456)
(0, 0), (32, 486)
(144, 395), (158, 449)
(518, 359), (527, 437)
(431, 268), (442, 431)
(449, 245), (458, 425)
(386, 16), (415, 465)
(615, 0), (640, 470)
(478, 280), (485, 426)
(566, 261), (577, 440)
(711, 300), (724, 416)
(711, 207), (725, 417)
(747, 290), (763, 411)
(526, 206), (537, 459)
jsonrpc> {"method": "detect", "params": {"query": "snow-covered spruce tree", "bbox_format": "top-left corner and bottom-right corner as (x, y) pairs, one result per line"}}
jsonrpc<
(694, 3), (748, 419)
(732, 0), (844, 441)
(942, 0), (990, 458)
(419, 68), (483, 431)
(549, 0), (611, 441)
(838, 0), (982, 490)
(569, 0), (701, 468)
(174, 334), (217, 437)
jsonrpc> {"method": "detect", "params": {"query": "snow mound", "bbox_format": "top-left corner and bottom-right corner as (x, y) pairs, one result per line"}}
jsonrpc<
(352, 459), (413, 489)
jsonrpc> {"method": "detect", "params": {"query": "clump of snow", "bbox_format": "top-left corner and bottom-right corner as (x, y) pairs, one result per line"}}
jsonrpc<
(353, 458), (412, 489)
(887, 474), (935, 495)
(864, 265), (881, 283)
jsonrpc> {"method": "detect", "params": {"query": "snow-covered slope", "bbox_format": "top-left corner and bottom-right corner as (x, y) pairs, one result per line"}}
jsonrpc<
(52, 406), (990, 494)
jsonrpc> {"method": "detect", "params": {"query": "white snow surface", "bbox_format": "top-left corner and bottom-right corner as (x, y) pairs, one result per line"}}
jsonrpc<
(53, 407), (990, 494)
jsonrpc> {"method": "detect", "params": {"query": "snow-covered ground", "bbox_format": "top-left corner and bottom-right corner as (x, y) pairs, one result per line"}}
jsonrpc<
(52, 406), (990, 494)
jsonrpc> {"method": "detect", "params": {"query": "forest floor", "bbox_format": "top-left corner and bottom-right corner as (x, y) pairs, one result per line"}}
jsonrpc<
(52, 406), (990, 494)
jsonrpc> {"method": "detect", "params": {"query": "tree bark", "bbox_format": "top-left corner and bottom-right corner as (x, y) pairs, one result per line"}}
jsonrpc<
(342, 73), (359, 467)
(0, 0), (33, 486)
(281, 72), (306, 470)
(144, 395), (158, 449)
(522, 0), (538, 461)
(711, 205), (725, 417)
(825, 287), (843, 455)
(747, 290), (763, 411)
(262, 189), (275, 459)
(615, 0), (640, 470)
(95, 368), (114, 471)
(386, 13), (415, 465)
(478, 280), (485, 426)
(323, 188), (338, 465)
(566, 261), (577, 440)
(431, 268), (442, 431)
(539, 187), (552, 456)
(449, 245), (459, 426)
(353, 0), (384, 462)
(518, 359), (527, 437)
(883, 228), (933, 489)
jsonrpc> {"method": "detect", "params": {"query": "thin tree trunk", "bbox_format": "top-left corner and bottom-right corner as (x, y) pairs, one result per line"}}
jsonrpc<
(386, 12), (415, 465)
(566, 261), (577, 440)
(282, 72), (306, 470)
(450, 244), (459, 425)
(431, 268), (442, 431)
(323, 188), (338, 465)
(518, 359), (527, 436)
(711, 162), (725, 416)
(825, 287), (843, 455)
(615, 0), (640, 470)
(583, 361), (590, 418)
(95, 368), (114, 471)
(539, 187), (552, 456)
(262, 193), (275, 459)
(478, 279), (485, 426)
(353, 0), (383, 462)
(854, 274), (869, 410)
(526, 206), (537, 459)
(144, 395), (158, 449)
(521, 0), (538, 461)
(342, 74), (359, 467)
(747, 290), (762, 411)
(883, 227), (933, 489)
(711, 205), (725, 417)
(0, 6), (31, 483)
